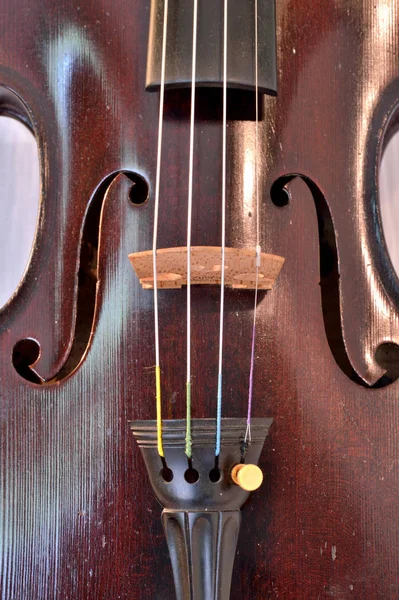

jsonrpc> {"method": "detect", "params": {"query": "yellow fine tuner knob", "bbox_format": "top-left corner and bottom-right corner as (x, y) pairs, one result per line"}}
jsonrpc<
(231, 463), (263, 492)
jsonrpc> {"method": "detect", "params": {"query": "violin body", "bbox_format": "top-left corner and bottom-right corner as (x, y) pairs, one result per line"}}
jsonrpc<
(1, 1), (399, 598)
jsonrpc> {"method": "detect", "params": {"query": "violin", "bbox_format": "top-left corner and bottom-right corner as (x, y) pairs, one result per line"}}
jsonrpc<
(1, 0), (399, 598)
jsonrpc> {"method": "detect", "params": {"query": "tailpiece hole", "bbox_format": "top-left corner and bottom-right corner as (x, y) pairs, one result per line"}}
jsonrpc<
(184, 468), (199, 484)
(160, 466), (174, 483)
(209, 468), (221, 483)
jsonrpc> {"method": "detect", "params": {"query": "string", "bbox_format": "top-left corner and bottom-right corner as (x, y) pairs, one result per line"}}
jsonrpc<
(152, 0), (169, 458)
(215, 0), (228, 457)
(245, 0), (260, 446)
(185, 0), (199, 459)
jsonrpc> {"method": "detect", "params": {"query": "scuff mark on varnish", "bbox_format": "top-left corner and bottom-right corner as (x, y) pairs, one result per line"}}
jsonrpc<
(331, 545), (337, 561)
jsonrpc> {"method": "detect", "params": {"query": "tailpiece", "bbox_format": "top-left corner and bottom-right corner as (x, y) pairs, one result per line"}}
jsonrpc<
(130, 418), (272, 600)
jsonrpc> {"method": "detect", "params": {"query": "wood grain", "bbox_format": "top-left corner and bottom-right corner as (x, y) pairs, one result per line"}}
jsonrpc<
(1, 1), (399, 599)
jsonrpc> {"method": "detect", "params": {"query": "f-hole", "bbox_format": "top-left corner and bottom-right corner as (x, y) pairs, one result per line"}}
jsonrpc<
(13, 171), (149, 383)
(271, 174), (396, 388)
(12, 338), (42, 384)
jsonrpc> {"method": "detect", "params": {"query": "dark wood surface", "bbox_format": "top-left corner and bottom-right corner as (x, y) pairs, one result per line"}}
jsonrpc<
(2, 1), (399, 598)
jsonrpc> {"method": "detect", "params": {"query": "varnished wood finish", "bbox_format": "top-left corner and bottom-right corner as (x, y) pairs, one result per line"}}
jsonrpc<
(1, 1), (399, 599)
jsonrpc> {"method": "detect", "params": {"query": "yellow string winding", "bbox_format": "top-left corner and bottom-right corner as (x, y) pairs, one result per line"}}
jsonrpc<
(156, 365), (164, 457)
